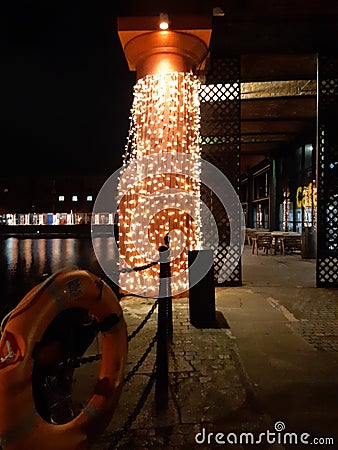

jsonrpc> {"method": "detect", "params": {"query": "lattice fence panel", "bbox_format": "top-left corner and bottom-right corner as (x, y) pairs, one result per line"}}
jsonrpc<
(317, 54), (338, 287)
(199, 57), (242, 286)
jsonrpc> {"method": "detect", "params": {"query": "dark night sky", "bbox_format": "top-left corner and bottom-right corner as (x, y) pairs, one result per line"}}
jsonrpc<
(1, 2), (137, 176)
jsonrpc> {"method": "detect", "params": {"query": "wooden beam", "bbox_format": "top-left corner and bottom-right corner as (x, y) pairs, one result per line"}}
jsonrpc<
(241, 97), (316, 120)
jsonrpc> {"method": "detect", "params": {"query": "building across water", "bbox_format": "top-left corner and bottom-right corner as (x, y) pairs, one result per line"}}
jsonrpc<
(0, 175), (116, 235)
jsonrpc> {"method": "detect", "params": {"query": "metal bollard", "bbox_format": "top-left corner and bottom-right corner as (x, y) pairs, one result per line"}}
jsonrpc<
(155, 245), (172, 410)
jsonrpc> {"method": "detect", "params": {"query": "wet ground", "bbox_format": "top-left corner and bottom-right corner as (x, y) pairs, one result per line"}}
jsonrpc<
(88, 245), (338, 449)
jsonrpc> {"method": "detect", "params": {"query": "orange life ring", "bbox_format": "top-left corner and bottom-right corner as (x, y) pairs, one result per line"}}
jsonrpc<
(0, 267), (128, 450)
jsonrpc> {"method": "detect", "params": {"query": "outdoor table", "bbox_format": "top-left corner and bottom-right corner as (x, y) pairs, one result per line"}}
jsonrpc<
(271, 231), (302, 255)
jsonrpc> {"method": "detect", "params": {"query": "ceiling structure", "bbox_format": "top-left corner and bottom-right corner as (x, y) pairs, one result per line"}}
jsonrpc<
(239, 55), (317, 173)
(204, 1), (338, 174)
(121, 1), (338, 175)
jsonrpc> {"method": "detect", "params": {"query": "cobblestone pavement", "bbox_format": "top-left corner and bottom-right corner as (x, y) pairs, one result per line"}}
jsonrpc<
(88, 246), (337, 449)
(241, 245), (338, 352)
(92, 297), (277, 450)
(271, 286), (337, 352)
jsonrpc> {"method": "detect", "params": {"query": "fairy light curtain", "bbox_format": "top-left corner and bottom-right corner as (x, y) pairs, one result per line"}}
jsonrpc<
(117, 71), (202, 297)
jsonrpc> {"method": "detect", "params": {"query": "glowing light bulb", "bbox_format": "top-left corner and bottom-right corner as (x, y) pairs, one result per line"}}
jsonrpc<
(159, 20), (169, 30)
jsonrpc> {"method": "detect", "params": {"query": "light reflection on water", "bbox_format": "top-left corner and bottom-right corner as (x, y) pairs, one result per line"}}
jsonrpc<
(0, 237), (118, 318)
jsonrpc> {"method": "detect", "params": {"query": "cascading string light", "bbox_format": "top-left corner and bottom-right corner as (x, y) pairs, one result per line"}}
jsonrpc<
(117, 72), (202, 297)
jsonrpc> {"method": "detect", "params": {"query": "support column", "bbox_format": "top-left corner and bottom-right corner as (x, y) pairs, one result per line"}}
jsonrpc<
(316, 54), (338, 287)
(247, 171), (254, 229)
(117, 15), (211, 297)
(270, 159), (278, 231)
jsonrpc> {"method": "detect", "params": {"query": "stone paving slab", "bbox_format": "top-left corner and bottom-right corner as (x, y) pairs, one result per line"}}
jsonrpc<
(91, 297), (276, 450)
(84, 247), (337, 449)
(240, 245), (338, 352)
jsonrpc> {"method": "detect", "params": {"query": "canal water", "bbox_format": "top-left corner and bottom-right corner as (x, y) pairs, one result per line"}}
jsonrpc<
(0, 236), (118, 320)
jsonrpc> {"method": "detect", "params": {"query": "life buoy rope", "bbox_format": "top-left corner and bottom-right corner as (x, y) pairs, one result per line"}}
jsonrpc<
(0, 267), (128, 450)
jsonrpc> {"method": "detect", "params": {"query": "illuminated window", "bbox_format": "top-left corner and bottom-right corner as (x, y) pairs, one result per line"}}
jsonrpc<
(58, 195), (65, 201)
(87, 195), (93, 201)
(72, 195), (78, 202)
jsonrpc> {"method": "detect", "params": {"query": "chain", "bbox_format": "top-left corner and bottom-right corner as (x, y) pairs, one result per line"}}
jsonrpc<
(127, 299), (158, 342)
(103, 334), (157, 447)
(52, 254), (168, 448)
(104, 362), (157, 449)
(124, 332), (157, 385)
(61, 298), (158, 370)
(57, 353), (102, 370)
(64, 331), (157, 383)
(73, 354), (102, 367)
(119, 260), (159, 273)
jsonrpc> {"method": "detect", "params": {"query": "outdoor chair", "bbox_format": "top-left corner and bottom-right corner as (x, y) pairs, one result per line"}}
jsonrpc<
(245, 228), (256, 245)
(282, 235), (302, 254)
(252, 234), (273, 255)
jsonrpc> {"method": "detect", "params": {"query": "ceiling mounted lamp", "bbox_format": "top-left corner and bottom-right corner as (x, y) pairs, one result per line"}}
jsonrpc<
(159, 12), (169, 30)
(118, 15), (211, 79)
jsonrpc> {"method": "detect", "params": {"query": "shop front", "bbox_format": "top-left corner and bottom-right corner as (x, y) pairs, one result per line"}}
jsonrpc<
(275, 142), (317, 257)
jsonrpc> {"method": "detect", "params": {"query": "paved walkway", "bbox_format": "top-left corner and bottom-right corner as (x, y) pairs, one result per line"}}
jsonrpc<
(92, 297), (274, 450)
(89, 246), (337, 449)
(240, 245), (338, 352)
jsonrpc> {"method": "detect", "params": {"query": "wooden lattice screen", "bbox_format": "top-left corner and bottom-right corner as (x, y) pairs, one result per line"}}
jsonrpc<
(317, 54), (338, 287)
(199, 57), (242, 286)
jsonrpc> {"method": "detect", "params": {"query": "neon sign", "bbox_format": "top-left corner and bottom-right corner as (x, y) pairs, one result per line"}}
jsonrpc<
(296, 182), (317, 208)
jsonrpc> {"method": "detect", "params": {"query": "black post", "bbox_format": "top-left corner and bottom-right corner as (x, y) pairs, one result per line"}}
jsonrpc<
(155, 245), (171, 410)
(163, 234), (173, 340)
(188, 249), (216, 328)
